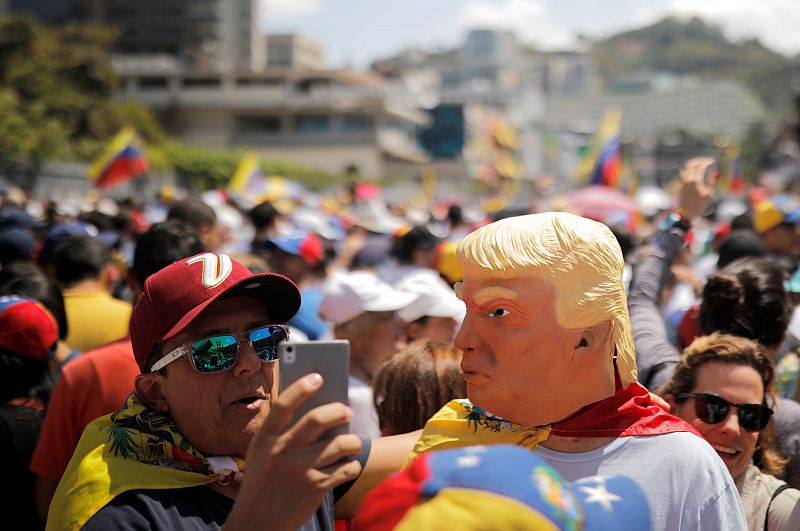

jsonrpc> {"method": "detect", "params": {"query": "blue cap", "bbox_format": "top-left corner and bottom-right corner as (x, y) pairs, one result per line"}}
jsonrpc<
(0, 209), (45, 230)
(39, 222), (98, 265)
(0, 229), (35, 264)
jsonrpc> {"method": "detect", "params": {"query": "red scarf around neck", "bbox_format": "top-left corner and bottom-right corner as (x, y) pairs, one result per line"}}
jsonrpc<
(550, 370), (700, 438)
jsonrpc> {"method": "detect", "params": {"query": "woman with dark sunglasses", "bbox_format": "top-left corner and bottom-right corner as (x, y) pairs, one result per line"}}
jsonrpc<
(660, 333), (800, 531)
(629, 157), (800, 493)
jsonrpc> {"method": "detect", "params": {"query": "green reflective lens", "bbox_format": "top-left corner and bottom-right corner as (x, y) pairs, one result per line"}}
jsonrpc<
(188, 326), (288, 373)
(192, 336), (238, 372)
(251, 326), (287, 361)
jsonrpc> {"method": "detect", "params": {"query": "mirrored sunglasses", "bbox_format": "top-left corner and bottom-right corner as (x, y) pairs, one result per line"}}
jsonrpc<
(150, 325), (290, 374)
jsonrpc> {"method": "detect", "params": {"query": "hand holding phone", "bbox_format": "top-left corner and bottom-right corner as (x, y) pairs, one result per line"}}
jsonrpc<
(227, 371), (362, 531)
(279, 340), (350, 439)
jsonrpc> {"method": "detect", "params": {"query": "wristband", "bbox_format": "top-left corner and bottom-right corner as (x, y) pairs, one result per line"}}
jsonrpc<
(661, 211), (692, 233)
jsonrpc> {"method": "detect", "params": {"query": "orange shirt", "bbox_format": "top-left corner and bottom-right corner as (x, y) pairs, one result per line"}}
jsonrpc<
(30, 339), (139, 481)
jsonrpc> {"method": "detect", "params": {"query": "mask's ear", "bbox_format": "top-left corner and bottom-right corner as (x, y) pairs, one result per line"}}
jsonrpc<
(573, 320), (613, 352)
(135, 373), (170, 413)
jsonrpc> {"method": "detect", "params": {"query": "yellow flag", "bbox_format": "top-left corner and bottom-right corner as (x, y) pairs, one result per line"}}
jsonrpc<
(407, 399), (551, 466)
(229, 152), (262, 194)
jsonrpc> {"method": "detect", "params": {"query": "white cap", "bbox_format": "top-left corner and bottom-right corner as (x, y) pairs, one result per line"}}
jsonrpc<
(320, 271), (418, 326)
(634, 186), (672, 218)
(351, 203), (406, 234)
(394, 272), (466, 324)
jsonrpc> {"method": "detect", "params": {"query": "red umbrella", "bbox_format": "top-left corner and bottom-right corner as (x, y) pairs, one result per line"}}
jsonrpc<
(562, 186), (640, 228)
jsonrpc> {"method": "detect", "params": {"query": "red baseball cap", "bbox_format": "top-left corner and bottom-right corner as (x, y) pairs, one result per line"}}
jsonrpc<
(130, 252), (301, 371)
(0, 296), (58, 360)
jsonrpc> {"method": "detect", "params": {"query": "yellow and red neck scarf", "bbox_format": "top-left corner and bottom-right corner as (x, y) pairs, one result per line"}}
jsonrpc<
(410, 382), (699, 461)
(47, 393), (244, 531)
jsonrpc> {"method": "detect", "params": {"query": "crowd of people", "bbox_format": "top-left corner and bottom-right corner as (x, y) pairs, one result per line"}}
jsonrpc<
(1, 155), (799, 530)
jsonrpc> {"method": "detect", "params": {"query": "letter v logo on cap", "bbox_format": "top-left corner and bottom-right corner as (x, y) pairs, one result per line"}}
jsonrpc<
(186, 253), (233, 289)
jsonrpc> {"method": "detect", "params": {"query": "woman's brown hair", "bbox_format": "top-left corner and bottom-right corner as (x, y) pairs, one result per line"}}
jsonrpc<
(372, 340), (466, 436)
(658, 332), (786, 476)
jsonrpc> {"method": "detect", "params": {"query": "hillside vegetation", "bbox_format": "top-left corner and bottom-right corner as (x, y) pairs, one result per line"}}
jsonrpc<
(589, 17), (799, 110)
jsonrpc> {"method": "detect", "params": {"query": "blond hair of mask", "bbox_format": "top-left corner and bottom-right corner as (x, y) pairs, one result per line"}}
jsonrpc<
(457, 212), (637, 388)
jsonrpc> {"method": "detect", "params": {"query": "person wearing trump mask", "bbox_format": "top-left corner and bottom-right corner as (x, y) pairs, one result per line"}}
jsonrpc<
(407, 211), (747, 530)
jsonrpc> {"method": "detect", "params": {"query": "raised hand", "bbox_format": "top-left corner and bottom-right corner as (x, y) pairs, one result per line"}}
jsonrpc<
(224, 373), (362, 531)
(677, 157), (717, 220)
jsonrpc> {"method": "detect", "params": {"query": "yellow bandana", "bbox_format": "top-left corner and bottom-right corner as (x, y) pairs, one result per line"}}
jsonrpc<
(407, 399), (551, 465)
(47, 394), (244, 531)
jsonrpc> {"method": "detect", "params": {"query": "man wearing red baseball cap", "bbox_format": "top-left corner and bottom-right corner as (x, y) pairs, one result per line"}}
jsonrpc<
(47, 252), (412, 530)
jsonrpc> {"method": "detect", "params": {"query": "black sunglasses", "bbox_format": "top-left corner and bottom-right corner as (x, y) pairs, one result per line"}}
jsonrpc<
(677, 393), (773, 433)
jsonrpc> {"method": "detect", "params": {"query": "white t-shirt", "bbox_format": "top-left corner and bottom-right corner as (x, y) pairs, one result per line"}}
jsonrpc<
(348, 375), (380, 439)
(536, 432), (747, 531)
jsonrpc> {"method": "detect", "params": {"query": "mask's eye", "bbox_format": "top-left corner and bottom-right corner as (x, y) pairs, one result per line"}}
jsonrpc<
(489, 308), (511, 318)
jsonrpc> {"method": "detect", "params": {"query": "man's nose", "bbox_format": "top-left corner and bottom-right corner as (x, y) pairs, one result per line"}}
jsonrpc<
(233, 339), (262, 376)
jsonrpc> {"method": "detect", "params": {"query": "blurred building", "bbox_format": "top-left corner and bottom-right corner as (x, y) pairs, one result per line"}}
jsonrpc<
(266, 34), (323, 69)
(527, 52), (604, 97)
(546, 78), (765, 144)
(420, 105), (465, 159)
(372, 30), (607, 182)
(3, 0), (71, 22)
(117, 67), (429, 178)
(542, 77), (766, 184)
(5, 0), (265, 72)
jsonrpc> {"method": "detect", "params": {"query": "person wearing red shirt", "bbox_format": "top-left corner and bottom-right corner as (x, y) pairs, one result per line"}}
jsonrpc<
(30, 221), (204, 520)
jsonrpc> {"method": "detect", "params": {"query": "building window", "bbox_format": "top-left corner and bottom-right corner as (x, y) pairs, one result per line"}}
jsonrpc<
(138, 77), (168, 89)
(296, 115), (330, 132)
(341, 115), (373, 132)
(181, 77), (222, 88)
(237, 116), (282, 134)
(235, 77), (283, 87)
(296, 78), (330, 93)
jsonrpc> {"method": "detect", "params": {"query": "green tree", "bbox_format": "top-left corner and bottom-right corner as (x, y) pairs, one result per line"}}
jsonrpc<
(0, 17), (114, 185)
(740, 122), (768, 182)
(0, 16), (168, 189)
(0, 16), (348, 193)
(162, 143), (345, 191)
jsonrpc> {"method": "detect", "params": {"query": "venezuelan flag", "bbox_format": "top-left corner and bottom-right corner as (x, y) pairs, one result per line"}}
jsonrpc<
(578, 108), (622, 188)
(87, 128), (148, 189)
(729, 145), (744, 194)
(717, 144), (744, 194)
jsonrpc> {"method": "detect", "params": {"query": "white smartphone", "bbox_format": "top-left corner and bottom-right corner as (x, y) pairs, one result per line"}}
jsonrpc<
(278, 340), (350, 439)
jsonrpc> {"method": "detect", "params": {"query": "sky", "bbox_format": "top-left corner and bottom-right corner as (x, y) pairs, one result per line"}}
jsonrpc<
(260, 0), (800, 68)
